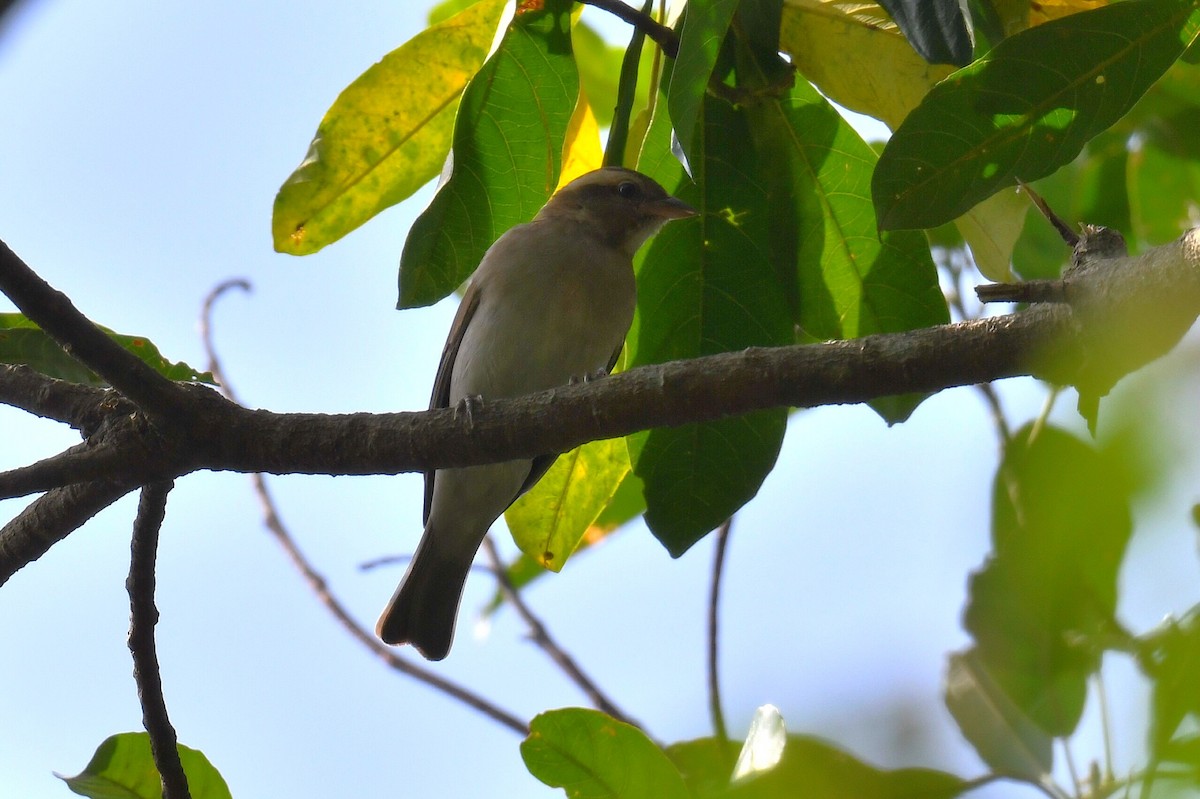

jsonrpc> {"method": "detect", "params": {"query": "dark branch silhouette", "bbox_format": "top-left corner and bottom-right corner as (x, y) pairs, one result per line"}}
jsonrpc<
(2, 228), (1199, 584)
(198, 279), (529, 735)
(482, 536), (639, 729)
(126, 481), (190, 799)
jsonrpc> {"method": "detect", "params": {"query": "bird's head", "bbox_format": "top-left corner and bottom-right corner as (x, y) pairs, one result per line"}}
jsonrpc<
(536, 167), (696, 256)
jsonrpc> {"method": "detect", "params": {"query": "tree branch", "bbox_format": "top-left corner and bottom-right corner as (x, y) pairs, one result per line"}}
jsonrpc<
(126, 481), (189, 799)
(198, 280), (529, 735)
(2, 229), (1198, 582)
(482, 537), (639, 729)
(576, 0), (679, 57)
(0, 364), (117, 431)
(0, 479), (137, 584)
(0, 239), (191, 426)
(0, 439), (152, 500)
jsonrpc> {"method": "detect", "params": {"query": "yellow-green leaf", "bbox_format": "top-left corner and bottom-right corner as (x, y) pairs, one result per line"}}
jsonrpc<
(955, 188), (1029, 281)
(272, 0), (509, 255)
(781, 0), (954, 130)
(555, 87), (604, 192)
(505, 437), (630, 571)
(59, 732), (231, 799)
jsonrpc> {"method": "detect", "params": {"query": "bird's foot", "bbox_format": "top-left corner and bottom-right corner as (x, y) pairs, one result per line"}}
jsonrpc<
(453, 394), (483, 428)
(568, 369), (609, 386)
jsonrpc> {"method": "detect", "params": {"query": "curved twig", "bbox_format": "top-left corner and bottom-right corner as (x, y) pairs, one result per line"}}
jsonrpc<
(482, 537), (641, 730)
(199, 280), (529, 735)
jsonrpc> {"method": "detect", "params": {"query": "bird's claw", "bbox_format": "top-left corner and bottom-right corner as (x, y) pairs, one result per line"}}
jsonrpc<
(453, 395), (482, 428)
(568, 369), (609, 386)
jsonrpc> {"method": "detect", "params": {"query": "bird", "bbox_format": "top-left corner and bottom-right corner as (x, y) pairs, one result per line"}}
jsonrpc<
(376, 166), (696, 660)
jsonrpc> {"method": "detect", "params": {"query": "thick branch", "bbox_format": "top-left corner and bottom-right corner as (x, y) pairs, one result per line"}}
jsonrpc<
(2, 229), (1198, 582)
(0, 239), (190, 425)
(0, 364), (117, 431)
(0, 441), (148, 500)
(0, 479), (136, 584)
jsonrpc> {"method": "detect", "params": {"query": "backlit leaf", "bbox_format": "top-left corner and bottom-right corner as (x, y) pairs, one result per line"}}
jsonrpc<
(59, 732), (230, 799)
(0, 314), (214, 386)
(397, 0), (579, 308)
(273, 0), (508, 254)
(522, 708), (690, 799)
(874, 0), (1200, 230)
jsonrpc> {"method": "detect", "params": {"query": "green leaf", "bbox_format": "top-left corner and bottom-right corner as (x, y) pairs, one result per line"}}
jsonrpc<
(964, 424), (1133, 735)
(397, 0), (579, 308)
(1129, 141), (1200, 247)
(874, 0), (1200, 230)
(742, 73), (949, 346)
(670, 735), (969, 799)
(780, 0), (956, 131)
(628, 96), (791, 556)
(522, 708), (690, 799)
(666, 737), (741, 798)
(273, 0), (508, 255)
(593, 467), (647, 530)
(955, 189), (1028, 282)
(734, 19), (948, 424)
(0, 313), (214, 386)
(59, 732), (231, 799)
(574, 20), (653, 129)
(428, 0), (481, 25)
(505, 436), (630, 571)
(667, 0), (740, 163)
(485, 470), (645, 615)
(944, 648), (1054, 781)
(1145, 612), (1200, 765)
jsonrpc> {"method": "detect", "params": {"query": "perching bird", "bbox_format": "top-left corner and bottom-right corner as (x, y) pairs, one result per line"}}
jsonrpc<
(376, 166), (695, 659)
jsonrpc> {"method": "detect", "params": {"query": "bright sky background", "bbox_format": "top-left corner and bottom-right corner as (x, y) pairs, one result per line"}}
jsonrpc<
(2, 2), (1200, 798)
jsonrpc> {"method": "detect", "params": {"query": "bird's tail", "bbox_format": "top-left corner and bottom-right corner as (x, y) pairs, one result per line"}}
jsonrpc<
(375, 529), (473, 661)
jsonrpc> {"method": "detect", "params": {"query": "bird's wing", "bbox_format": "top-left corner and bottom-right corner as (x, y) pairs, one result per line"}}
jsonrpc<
(605, 340), (624, 375)
(514, 340), (624, 498)
(424, 282), (482, 524)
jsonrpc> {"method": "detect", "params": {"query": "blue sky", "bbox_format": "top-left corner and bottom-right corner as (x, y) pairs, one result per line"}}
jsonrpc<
(2, 2), (1200, 798)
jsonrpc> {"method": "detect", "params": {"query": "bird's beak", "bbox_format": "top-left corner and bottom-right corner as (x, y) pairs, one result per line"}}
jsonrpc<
(646, 196), (698, 220)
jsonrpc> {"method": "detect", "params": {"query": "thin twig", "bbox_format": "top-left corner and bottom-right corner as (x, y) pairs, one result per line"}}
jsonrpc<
(126, 481), (189, 799)
(577, 0), (679, 57)
(198, 280), (528, 735)
(1019, 181), (1079, 247)
(708, 518), (732, 749)
(251, 472), (527, 733)
(944, 250), (1012, 443)
(482, 536), (642, 730)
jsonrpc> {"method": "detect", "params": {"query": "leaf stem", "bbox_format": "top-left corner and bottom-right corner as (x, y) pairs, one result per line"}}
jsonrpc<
(708, 518), (732, 751)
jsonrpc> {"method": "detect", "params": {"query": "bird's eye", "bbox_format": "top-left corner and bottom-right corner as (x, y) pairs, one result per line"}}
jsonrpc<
(616, 181), (642, 200)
